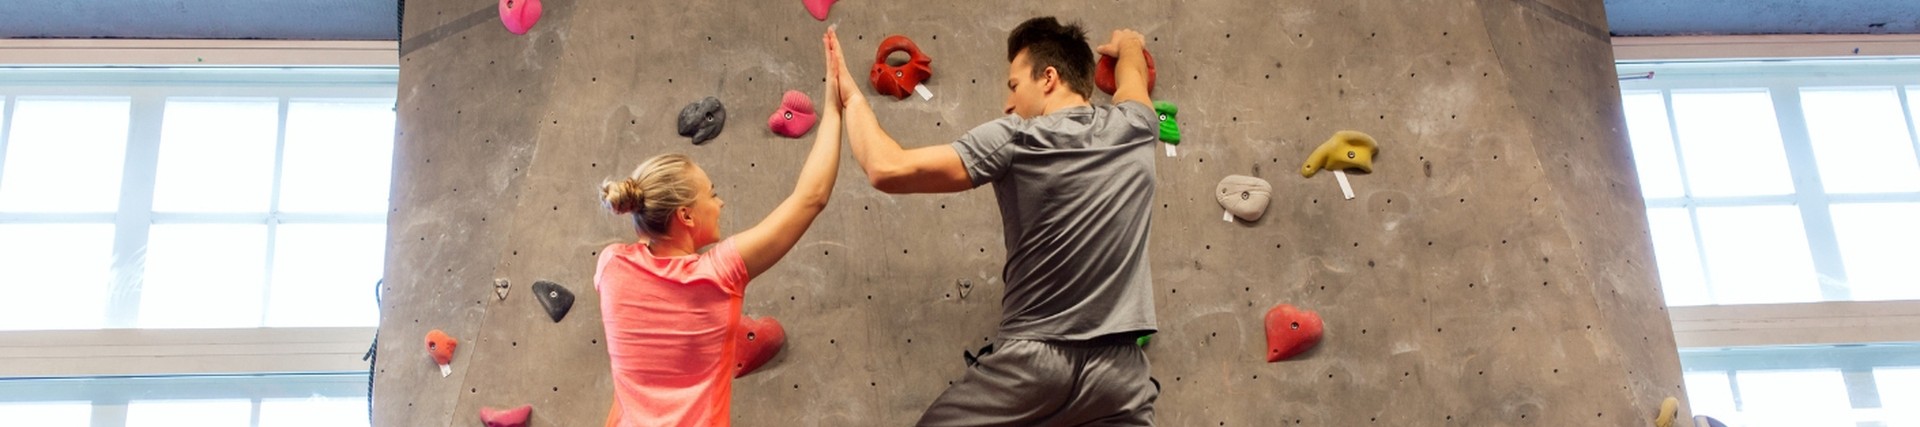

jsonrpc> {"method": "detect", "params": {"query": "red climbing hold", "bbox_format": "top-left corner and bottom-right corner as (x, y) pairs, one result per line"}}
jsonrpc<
(426, 329), (458, 366)
(802, 0), (836, 21)
(733, 315), (786, 378)
(1264, 304), (1323, 362)
(498, 0), (542, 35)
(869, 35), (933, 100)
(479, 404), (532, 427)
(1094, 48), (1156, 96)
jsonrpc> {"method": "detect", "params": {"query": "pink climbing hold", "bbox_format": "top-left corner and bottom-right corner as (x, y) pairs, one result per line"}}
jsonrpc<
(733, 315), (787, 378)
(479, 404), (532, 427)
(498, 0), (542, 35)
(803, 0), (836, 21)
(1264, 304), (1324, 362)
(768, 90), (818, 138)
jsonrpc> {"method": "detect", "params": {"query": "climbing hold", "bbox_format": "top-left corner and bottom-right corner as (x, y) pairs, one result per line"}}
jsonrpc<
(1136, 334), (1152, 347)
(768, 90), (818, 138)
(1154, 101), (1180, 144)
(676, 97), (727, 145)
(733, 315), (787, 378)
(802, 0), (836, 21)
(1301, 130), (1379, 178)
(493, 278), (510, 301)
(1692, 415), (1727, 427)
(1263, 304), (1323, 362)
(532, 280), (574, 323)
(1655, 396), (1678, 427)
(497, 0), (542, 35)
(1094, 48), (1157, 96)
(425, 329), (457, 376)
(869, 35), (933, 100)
(1216, 175), (1273, 222)
(479, 405), (532, 427)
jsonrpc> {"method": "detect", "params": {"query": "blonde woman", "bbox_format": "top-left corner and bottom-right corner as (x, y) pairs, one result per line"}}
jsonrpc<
(594, 29), (844, 427)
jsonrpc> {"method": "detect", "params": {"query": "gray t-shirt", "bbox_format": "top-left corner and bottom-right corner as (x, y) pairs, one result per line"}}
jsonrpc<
(949, 101), (1159, 341)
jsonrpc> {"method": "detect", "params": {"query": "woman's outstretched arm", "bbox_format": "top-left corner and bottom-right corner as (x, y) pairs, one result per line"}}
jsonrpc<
(733, 28), (846, 279)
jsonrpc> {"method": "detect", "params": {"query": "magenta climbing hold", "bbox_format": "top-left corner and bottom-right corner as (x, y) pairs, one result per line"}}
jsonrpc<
(479, 404), (532, 427)
(1264, 304), (1323, 362)
(768, 90), (818, 138)
(733, 315), (786, 378)
(497, 0), (542, 35)
(870, 35), (933, 100)
(802, 0), (836, 21)
(532, 280), (574, 323)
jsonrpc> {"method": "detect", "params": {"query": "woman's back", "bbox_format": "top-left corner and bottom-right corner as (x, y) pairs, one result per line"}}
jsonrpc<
(596, 240), (749, 427)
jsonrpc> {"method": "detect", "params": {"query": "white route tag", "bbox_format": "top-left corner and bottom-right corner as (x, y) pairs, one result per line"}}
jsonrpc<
(439, 364), (452, 377)
(913, 84), (933, 100)
(1334, 170), (1355, 200)
(1165, 144), (1177, 157)
(1223, 210), (1234, 222)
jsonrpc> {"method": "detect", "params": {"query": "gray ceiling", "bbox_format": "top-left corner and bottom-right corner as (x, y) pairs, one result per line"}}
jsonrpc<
(0, 0), (1915, 40)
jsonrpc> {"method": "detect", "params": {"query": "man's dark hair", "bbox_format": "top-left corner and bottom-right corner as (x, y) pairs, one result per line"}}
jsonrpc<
(1007, 17), (1095, 98)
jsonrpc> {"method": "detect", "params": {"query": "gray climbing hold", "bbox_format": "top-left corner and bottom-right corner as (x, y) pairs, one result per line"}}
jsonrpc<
(493, 278), (510, 301)
(532, 280), (574, 323)
(1693, 416), (1727, 427)
(1216, 175), (1274, 221)
(676, 96), (727, 145)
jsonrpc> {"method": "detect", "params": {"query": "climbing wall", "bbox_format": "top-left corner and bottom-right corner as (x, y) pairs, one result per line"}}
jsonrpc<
(377, 0), (1690, 425)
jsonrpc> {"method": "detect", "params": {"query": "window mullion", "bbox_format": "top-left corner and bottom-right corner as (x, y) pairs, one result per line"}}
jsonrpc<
(1897, 86), (1920, 174)
(1768, 86), (1851, 301)
(0, 95), (14, 192)
(107, 95), (167, 328)
(91, 398), (127, 427)
(260, 98), (290, 327)
(1663, 89), (1718, 303)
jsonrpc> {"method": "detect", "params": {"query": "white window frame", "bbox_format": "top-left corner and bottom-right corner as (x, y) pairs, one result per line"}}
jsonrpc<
(1614, 35), (1920, 350)
(1616, 34), (1920, 426)
(0, 40), (394, 379)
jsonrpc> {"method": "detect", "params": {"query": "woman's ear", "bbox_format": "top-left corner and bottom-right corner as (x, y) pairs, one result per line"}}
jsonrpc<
(677, 207), (694, 225)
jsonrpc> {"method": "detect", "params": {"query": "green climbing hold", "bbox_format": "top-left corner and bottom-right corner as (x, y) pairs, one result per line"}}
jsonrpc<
(1153, 101), (1180, 144)
(1136, 334), (1152, 347)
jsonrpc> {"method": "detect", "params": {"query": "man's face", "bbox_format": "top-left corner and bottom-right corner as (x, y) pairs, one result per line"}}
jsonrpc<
(1004, 50), (1049, 119)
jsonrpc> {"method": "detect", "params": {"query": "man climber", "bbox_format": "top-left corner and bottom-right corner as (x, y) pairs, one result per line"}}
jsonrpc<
(823, 17), (1161, 426)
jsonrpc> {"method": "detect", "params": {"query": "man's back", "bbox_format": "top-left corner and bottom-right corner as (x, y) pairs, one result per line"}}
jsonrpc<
(949, 101), (1160, 341)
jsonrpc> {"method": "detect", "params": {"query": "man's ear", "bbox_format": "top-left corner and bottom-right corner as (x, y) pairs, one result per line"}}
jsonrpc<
(1042, 66), (1061, 94)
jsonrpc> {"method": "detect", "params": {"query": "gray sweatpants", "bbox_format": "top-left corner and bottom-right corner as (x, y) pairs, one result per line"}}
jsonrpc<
(915, 337), (1159, 426)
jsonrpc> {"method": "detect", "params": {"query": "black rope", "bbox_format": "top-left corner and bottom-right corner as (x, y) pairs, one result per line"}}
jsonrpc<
(364, 278), (382, 425)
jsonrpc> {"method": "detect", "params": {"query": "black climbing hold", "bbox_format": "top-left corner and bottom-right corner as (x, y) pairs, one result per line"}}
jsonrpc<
(676, 96), (727, 145)
(532, 280), (575, 323)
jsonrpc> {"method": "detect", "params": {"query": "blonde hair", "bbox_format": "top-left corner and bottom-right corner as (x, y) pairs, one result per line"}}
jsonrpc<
(602, 154), (696, 238)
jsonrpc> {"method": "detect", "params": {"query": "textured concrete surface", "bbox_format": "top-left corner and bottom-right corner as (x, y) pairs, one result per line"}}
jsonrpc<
(375, 0), (1688, 425)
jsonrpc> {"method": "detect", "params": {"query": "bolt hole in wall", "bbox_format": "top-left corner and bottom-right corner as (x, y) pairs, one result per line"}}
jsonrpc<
(1616, 58), (1920, 425)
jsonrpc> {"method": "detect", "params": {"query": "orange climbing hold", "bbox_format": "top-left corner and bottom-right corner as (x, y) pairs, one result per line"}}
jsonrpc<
(426, 329), (458, 366)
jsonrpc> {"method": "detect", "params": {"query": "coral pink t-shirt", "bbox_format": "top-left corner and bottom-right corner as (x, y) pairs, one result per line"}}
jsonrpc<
(595, 239), (749, 427)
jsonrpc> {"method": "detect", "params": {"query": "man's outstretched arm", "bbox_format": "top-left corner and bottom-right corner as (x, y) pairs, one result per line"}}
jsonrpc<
(826, 27), (974, 194)
(1098, 29), (1152, 108)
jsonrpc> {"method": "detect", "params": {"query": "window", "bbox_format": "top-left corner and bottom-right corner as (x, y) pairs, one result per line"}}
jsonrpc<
(0, 68), (396, 331)
(0, 374), (370, 427)
(1621, 57), (1920, 427)
(1620, 60), (1920, 307)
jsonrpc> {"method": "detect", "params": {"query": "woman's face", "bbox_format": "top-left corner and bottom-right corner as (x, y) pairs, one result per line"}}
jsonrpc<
(679, 164), (725, 247)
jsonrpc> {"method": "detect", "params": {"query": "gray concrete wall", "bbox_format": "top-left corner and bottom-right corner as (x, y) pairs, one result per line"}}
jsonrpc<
(375, 0), (1689, 425)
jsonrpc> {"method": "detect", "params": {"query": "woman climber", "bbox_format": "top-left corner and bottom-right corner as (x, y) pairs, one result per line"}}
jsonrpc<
(592, 29), (846, 427)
